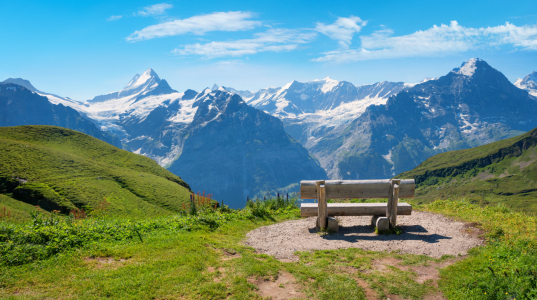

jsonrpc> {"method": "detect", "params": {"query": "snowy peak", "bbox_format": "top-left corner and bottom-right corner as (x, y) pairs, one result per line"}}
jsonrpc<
(314, 76), (340, 93)
(515, 71), (537, 97)
(89, 68), (176, 103)
(451, 58), (489, 77)
(124, 68), (160, 90)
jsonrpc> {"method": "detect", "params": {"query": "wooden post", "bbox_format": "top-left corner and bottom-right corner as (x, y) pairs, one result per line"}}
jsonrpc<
(386, 179), (401, 228)
(317, 180), (327, 230)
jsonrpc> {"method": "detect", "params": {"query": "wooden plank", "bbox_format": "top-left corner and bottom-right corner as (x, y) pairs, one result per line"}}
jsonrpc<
(317, 181), (327, 229)
(300, 202), (412, 217)
(300, 179), (415, 199)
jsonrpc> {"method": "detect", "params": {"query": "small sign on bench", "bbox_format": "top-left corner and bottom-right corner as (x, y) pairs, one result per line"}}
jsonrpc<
(300, 179), (415, 232)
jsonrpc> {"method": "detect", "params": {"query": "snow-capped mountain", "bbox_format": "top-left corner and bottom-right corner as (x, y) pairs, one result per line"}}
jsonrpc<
(0, 82), (121, 147)
(89, 68), (176, 103)
(5, 60), (536, 205)
(54, 70), (327, 207)
(245, 77), (405, 118)
(163, 88), (327, 207)
(238, 77), (407, 154)
(77, 68), (181, 139)
(514, 71), (537, 97)
(314, 58), (537, 179)
(1, 78), (86, 111)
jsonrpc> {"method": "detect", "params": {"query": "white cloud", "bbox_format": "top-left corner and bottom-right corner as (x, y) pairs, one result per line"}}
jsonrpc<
(135, 3), (173, 17)
(315, 16), (367, 48)
(107, 15), (123, 21)
(482, 22), (537, 50)
(173, 29), (317, 58)
(314, 21), (537, 63)
(127, 11), (261, 42)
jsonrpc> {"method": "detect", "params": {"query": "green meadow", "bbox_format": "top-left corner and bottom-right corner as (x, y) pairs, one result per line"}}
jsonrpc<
(1, 125), (537, 299)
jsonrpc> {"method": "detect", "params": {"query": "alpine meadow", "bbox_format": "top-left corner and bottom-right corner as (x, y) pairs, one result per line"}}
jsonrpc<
(1, 1), (537, 299)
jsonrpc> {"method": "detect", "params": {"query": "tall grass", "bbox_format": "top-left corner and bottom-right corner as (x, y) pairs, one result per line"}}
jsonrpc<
(0, 195), (299, 267)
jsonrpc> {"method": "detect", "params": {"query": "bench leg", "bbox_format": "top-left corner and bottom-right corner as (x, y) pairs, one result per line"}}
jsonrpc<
(386, 179), (401, 228)
(316, 181), (327, 230)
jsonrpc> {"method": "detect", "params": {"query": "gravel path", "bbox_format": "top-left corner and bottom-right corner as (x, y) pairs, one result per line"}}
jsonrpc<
(244, 211), (483, 262)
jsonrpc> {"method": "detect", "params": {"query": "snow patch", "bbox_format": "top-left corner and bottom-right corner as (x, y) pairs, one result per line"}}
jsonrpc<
(319, 77), (339, 93)
(404, 77), (438, 88)
(452, 58), (483, 77)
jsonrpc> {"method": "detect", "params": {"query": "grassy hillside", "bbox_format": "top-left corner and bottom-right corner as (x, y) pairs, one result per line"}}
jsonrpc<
(0, 126), (191, 218)
(398, 126), (537, 212)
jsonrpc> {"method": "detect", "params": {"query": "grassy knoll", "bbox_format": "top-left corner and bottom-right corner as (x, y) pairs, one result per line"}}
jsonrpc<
(0, 126), (191, 218)
(398, 126), (537, 213)
(2, 196), (536, 299)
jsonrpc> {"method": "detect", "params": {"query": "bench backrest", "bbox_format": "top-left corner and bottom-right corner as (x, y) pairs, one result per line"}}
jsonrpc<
(300, 179), (415, 199)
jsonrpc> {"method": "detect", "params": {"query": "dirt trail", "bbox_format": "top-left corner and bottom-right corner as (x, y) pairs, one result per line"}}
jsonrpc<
(245, 211), (483, 262)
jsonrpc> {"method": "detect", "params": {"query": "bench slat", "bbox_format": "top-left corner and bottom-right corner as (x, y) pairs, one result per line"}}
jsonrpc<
(300, 179), (415, 199)
(300, 202), (412, 217)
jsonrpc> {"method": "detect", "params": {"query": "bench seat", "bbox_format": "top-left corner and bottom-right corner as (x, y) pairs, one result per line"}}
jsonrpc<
(300, 202), (412, 217)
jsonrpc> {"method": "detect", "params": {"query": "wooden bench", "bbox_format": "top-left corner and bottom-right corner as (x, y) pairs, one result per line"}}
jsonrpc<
(300, 179), (415, 231)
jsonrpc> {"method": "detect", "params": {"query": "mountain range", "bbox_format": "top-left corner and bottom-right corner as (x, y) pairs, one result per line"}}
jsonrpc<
(5, 70), (326, 207)
(304, 58), (537, 179)
(2, 58), (536, 207)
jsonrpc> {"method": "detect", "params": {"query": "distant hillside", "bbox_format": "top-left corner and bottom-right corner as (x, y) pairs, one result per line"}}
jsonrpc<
(0, 126), (191, 218)
(0, 83), (122, 148)
(398, 126), (537, 212)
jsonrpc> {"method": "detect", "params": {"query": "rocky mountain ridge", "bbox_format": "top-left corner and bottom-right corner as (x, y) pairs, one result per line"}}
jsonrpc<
(0, 83), (121, 148)
(315, 58), (537, 179)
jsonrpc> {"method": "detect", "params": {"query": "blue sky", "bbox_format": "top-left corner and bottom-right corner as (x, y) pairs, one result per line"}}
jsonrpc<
(1, 0), (537, 100)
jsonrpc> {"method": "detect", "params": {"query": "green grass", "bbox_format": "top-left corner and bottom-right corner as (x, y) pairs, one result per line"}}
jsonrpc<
(0, 198), (453, 300)
(3, 126), (537, 298)
(421, 200), (537, 299)
(2, 195), (537, 299)
(0, 126), (192, 218)
(398, 126), (537, 213)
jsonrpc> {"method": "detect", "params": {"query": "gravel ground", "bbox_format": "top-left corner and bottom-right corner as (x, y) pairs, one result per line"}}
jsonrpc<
(244, 211), (483, 262)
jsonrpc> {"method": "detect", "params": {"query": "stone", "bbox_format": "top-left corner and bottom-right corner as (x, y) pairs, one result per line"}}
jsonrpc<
(376, 217), (390, 232)
(327, 217), (339, 233)
(316, 217), (339, 233)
